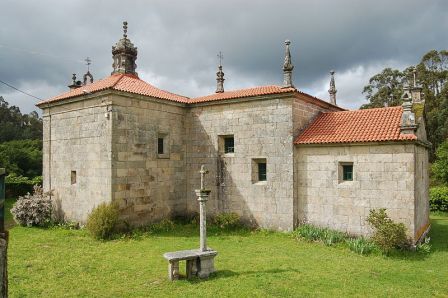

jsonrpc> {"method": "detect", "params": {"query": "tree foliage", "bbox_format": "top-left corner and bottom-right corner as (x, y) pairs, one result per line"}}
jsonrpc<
(432, 139), (448, 185)
(0, 96), (42, 142)
(0, 139), (42, 177)
(361, 50), (448, 159)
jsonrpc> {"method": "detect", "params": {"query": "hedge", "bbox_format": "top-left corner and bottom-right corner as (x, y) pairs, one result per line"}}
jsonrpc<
(5, 174), (42, 198)
(429, 186), (448, 212)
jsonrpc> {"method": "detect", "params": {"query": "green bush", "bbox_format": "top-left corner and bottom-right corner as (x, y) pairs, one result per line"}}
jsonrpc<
(86, 202), (120, 240)
(416, 237), (431, 254)
(366, 209), (410, 254)
(429, 186), (448, 212)
(346, 237), (376, 255)
(213, 212), (242, 229)
(294, 224), (347, 246)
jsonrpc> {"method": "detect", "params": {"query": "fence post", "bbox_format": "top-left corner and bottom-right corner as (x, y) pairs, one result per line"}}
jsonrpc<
(0, 168), (8, 297)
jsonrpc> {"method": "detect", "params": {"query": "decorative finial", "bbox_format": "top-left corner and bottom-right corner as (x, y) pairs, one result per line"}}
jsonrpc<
(413, 67), (417, 88)
(123, 21), (128, 38)
(282, 39), (294, 88)
(216, 51), (225, 93)
(328, 70), (337, 105)
(72, 74), (77, 85)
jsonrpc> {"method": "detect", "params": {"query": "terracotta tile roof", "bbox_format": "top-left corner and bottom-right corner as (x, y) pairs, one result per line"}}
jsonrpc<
(37, 73), (189, 106)
(189, 85), (296, 103)
(294, 106), (417, 144)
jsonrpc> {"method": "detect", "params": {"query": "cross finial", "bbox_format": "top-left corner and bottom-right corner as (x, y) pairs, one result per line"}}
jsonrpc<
(123, 21), (128, 38)
(85, 57), (91, 72)
(217, 51), (223, 67)
(199, 165), (209, 190)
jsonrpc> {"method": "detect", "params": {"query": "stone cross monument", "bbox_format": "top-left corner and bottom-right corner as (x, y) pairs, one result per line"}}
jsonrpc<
(163, 165), (217, 280)
(196, 165), (211, 251)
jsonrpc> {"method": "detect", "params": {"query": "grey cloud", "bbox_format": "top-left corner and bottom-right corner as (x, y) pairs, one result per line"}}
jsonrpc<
(0, 0), (447, 113)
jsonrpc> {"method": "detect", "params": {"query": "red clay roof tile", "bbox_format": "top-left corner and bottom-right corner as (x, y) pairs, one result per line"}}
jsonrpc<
(37, 73), (189, 105)
(189, 85), (296, 103)
(294, 106), (417, 144)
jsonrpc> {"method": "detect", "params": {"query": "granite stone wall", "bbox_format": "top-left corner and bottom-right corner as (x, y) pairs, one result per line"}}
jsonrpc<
(295, 143), (427, 241)
(41, 98), (113, 222)
(110, 95), (187, 226)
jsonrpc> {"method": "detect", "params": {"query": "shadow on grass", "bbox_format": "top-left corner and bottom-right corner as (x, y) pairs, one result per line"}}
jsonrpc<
(184, 268), (299, 283)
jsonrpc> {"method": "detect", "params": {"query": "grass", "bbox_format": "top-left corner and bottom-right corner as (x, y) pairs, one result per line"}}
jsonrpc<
(4, 198), (448, 297)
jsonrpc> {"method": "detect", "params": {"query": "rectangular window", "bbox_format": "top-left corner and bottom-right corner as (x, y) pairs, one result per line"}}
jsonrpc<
(258, 162), (267, 181)
(224, 136), (234, 153)
(158, 137), (164, 154)
(71, 171), (77, 185)
(342, 164), (353, 181)
(252, 158), (267, 183)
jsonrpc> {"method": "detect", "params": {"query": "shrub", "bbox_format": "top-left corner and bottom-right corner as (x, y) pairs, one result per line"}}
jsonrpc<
(346, 237), (376, 255)
(213, 212), (242, 229)
(294, 224), (347, 246)
(147, 219), (175, 233)
(366, 209), (410, 254)
(11, 185), (52, 227)
(429, 186), (448, 212)
(86, 202), (120, 240)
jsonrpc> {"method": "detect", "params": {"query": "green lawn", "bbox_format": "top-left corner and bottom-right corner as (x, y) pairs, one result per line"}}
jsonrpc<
(4, 198), (448, 297)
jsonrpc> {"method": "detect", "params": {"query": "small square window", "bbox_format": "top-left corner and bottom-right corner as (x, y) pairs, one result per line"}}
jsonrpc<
(224, 137), (234, 153)
(158, 138), (164, 154)
(258, 162), (267, 181)
(339, 162), (353, 182)
(71, 171), (77, 185)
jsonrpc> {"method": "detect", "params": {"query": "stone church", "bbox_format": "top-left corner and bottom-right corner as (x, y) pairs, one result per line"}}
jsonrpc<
(37, 22), (430, 243)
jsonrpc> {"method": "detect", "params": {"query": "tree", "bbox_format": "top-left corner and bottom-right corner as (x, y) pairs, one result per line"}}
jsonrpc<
(361, 50), (448, 160)
(361, 68), (405, 109)
(0, 96), (42, 142)
(0, 139), (42, 177)
(432, 139), (448, 185)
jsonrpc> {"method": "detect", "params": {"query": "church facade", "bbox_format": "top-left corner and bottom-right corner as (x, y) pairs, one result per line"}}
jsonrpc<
(37, 22), (430, 243)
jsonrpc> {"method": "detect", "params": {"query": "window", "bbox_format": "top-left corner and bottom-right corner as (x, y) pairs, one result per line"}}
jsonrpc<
(218, 134), (235, 155)
(252, 158), (267, 183)
(71, 171), (77, 185)
(342, 165), (353, 181)
(339, 162), (353, 182)
(157, 133), (170, 158)
(224, 136), (234, 153)
(158, 137), (164, 154)
(258, 162), (267, 181)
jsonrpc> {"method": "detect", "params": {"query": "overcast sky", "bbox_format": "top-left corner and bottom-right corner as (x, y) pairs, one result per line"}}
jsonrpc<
(1, 0), (447, 114)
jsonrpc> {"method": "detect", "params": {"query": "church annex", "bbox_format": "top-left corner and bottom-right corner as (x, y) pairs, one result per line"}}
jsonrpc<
(36, 22), (430, 243)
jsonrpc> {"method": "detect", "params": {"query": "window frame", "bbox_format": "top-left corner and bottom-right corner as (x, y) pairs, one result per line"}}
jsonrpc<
(252, 158), (267, 184)
(224, 136), (235, 154)
(339, 162), (354, 183)
(157, 133), (170, 159)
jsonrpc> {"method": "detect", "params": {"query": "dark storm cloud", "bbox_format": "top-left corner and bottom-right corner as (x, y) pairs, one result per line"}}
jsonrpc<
(1, 0), (447, 113)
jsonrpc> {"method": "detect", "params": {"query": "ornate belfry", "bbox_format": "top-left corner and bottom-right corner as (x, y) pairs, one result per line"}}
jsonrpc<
(111, 21), (138, 76)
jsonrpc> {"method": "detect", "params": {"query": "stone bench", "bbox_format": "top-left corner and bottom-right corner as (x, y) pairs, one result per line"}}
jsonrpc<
(163, 249), (217, 280)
